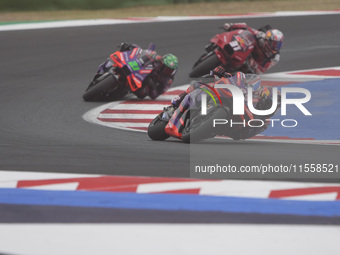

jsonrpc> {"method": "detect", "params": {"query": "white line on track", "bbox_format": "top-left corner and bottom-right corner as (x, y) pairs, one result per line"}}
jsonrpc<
(0, 11), (340, 31)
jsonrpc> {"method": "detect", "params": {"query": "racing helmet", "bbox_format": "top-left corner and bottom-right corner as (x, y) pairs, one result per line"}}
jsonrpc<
(264, 29), (283, 55)
(160, 54), (178, 76)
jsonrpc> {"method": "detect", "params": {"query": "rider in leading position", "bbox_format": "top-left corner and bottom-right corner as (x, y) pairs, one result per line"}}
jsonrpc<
(165, 66), (281, 141)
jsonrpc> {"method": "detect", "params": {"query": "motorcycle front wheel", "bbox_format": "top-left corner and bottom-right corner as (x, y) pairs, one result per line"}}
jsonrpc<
(189, 52), (221, 78)
(83, 73), (124, 101)
(148, 114), (170, 141)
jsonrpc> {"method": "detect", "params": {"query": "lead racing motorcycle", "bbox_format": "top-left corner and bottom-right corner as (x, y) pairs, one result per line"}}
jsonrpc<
(148, 72), (279, 143)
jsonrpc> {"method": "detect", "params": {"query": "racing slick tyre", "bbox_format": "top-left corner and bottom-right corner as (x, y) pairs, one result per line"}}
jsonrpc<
(182, 106), (228, 143)
(189, 53), (221, 78)
(148, 115), (170, 141)
(83, 73), (121, 101)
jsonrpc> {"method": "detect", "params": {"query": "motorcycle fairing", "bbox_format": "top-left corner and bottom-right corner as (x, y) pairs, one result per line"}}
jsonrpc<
(110, 48), (154, 92)
(210, 29), (255, 69)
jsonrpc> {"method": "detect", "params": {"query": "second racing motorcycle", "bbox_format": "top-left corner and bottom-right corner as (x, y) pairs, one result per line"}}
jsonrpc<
(190, 28), (259, 78)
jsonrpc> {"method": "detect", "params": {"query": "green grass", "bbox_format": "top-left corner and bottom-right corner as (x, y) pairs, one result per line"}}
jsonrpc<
(0, 0), (173, 11)
(0, 0), (339, 23)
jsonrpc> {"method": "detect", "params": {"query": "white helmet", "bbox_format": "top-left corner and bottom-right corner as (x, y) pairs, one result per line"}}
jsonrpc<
(264, 29), (284, 55)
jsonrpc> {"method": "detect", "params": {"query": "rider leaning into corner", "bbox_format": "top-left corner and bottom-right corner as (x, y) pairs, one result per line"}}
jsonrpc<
(165, 66), (281, 141)
(223, 23), (284, 74)
(94, 42), (178, 99)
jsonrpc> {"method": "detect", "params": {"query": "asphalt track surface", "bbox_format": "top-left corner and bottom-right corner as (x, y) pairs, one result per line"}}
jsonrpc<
(1, 14), (340, 179)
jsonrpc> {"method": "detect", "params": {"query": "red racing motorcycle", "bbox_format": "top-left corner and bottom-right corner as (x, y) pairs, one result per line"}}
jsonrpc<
(190, 28), (257, 78)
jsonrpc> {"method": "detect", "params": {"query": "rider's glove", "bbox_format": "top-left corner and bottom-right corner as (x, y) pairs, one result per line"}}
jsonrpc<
(256, 31), (266, 48)
(211, 66), (232, 78)
(256, 31), (266, 40)
(145, 51), (162, 62)
(223, 23), (233, 31)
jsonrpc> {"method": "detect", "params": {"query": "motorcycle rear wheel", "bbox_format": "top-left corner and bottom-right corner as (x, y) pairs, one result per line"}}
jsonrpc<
(148, 114), (170, 141)
(189, 52), (221, 78)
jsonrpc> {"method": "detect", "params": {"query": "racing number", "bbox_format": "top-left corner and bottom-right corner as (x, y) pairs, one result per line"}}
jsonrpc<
(128, 61), (140, 71)
(229, 41), (242, 52)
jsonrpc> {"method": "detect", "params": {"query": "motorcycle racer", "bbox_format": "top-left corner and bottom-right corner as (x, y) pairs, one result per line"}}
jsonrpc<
(165, 66), (280, 140)
(94, 42), (178, 100)
(223, 23), (284, 74)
